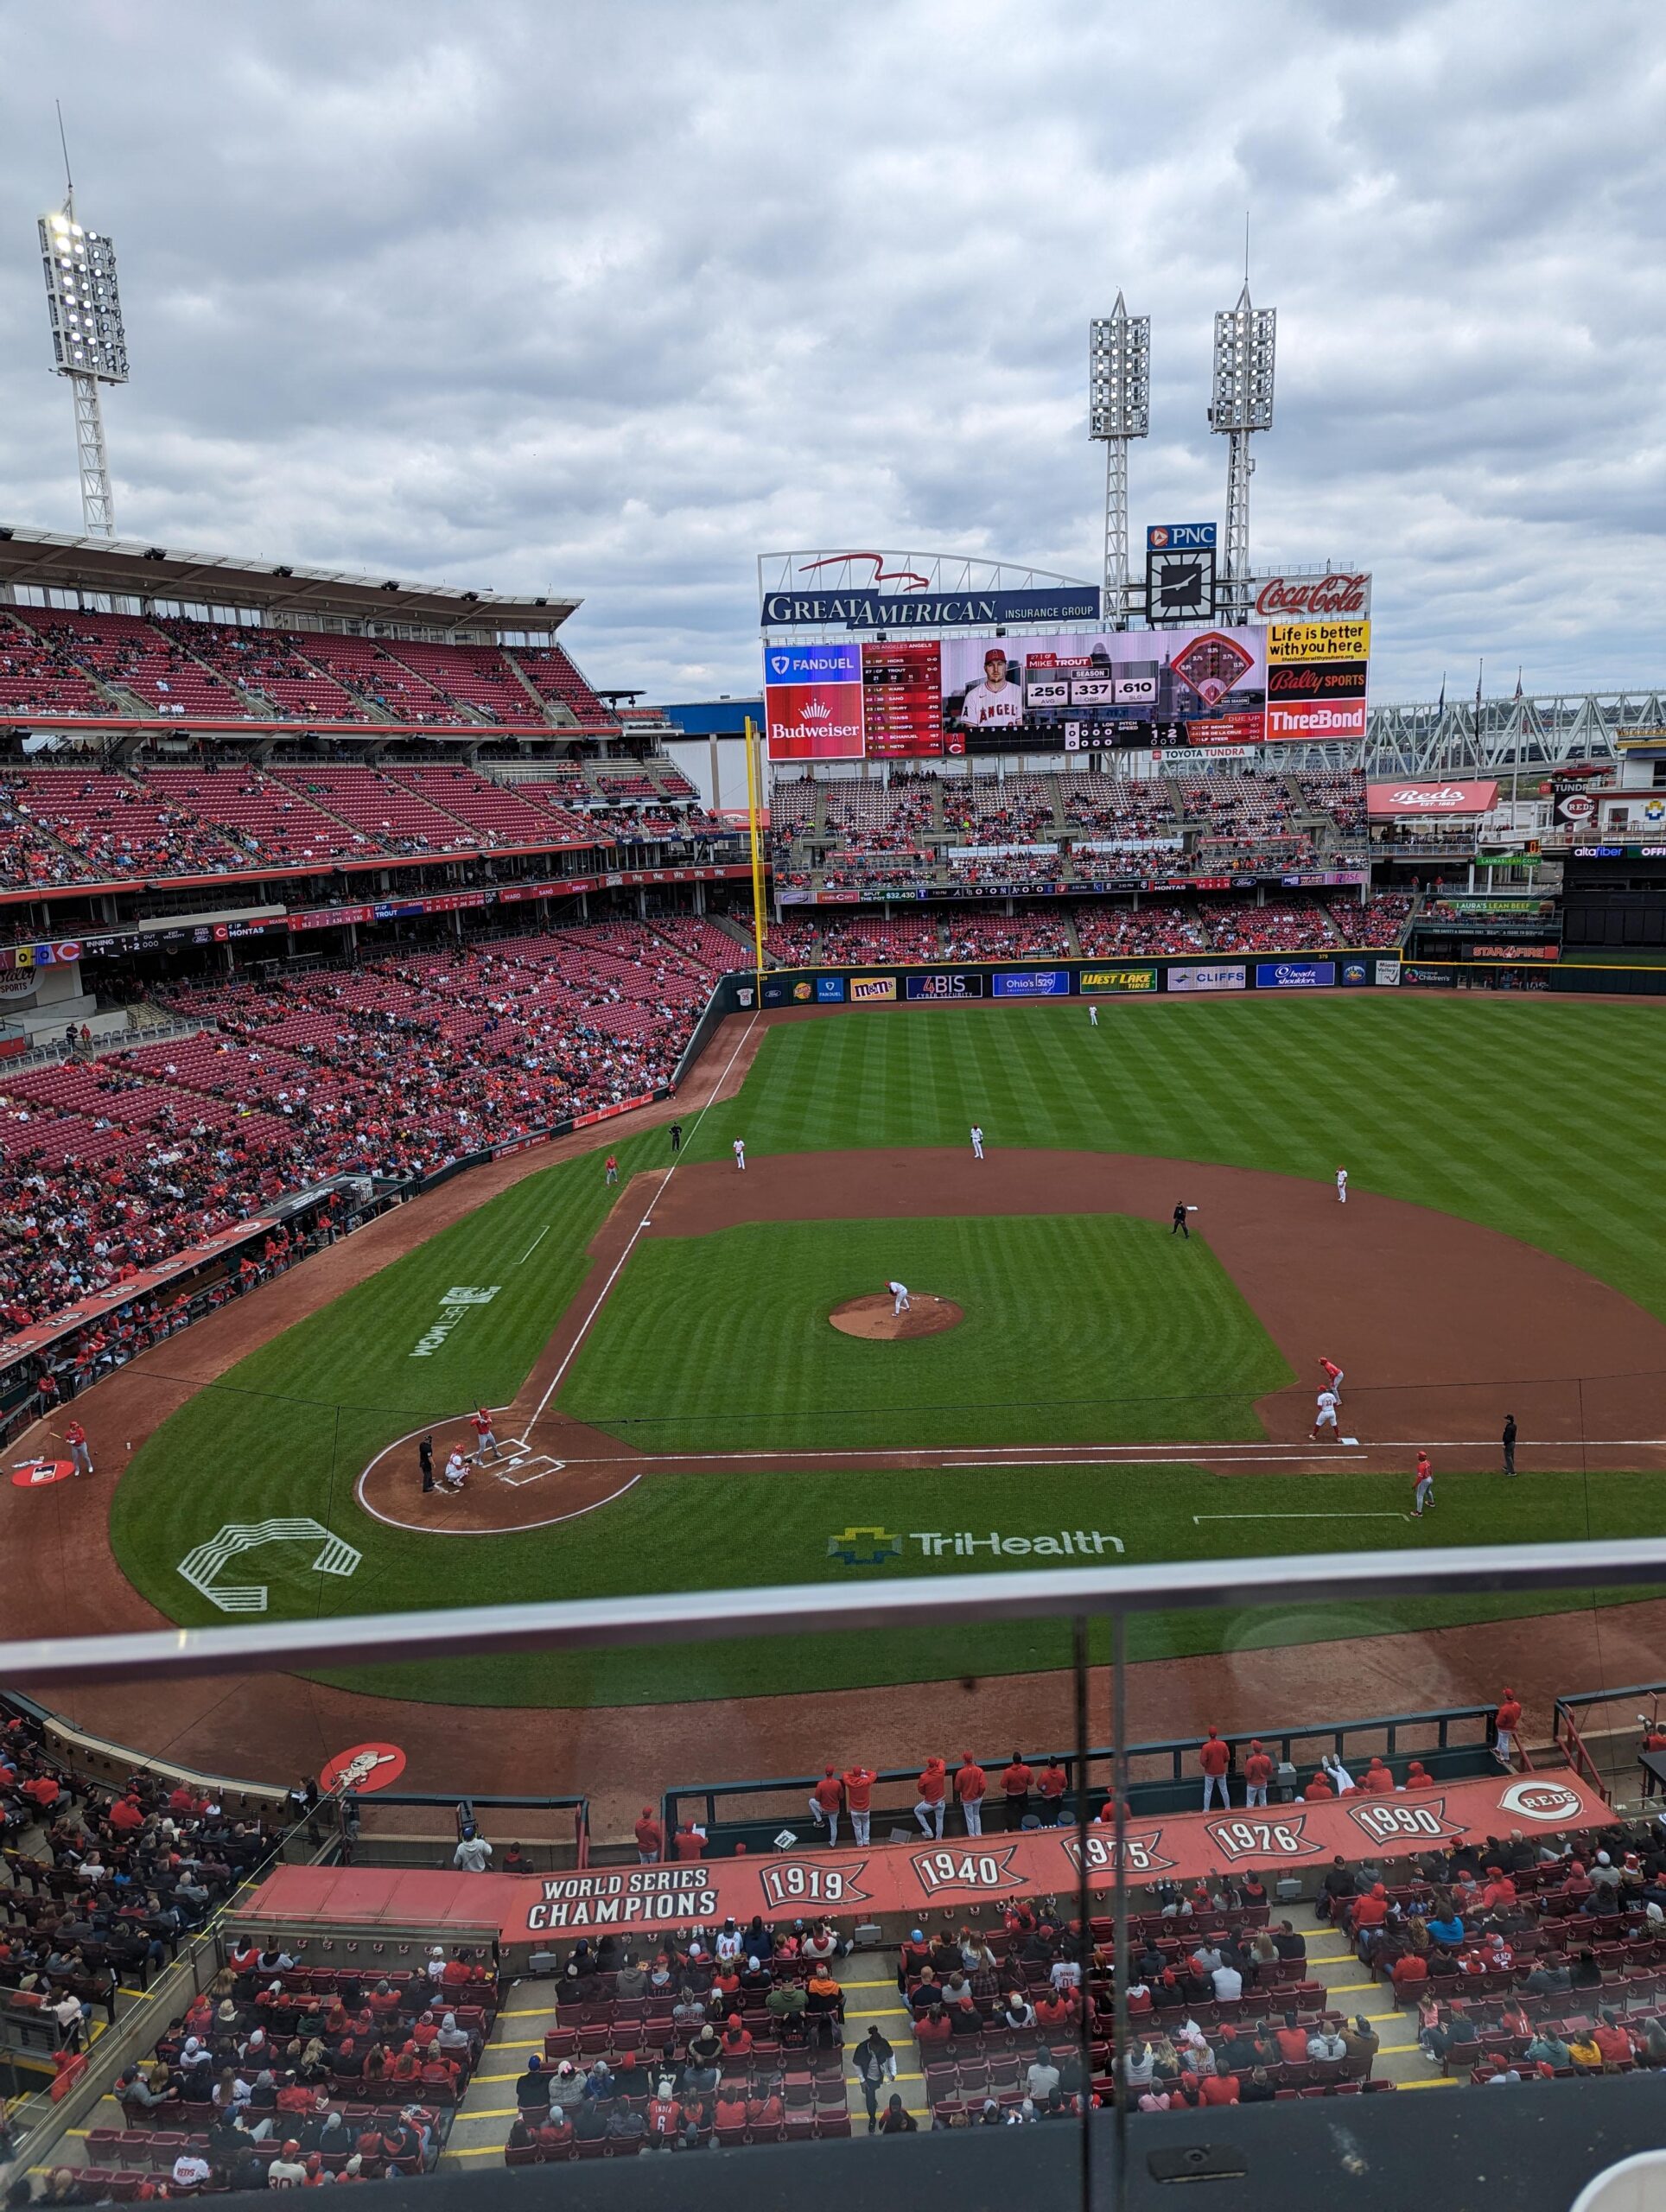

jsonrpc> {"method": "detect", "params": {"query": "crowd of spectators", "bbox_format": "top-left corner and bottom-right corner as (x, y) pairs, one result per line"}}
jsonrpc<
(1195, 896), (1339, 953)
(506, 1923), (852, 2158)
(1073, 904), (1205, 957)
(0, 921), (723, 1346)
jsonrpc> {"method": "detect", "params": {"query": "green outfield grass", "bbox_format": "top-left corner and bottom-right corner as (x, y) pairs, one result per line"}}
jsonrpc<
(105, 991), (1666, 1706)
(556, 1214), (1290, 1452)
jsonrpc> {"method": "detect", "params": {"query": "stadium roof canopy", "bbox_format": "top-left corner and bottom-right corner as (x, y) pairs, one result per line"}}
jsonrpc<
(0, 524), (580, 635)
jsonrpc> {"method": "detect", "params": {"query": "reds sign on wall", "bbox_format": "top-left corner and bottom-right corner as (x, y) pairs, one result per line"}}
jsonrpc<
(1366, 779), (1500, 817)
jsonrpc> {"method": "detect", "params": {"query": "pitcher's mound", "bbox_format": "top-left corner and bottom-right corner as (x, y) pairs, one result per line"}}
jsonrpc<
(829, 1294), (963, 1341)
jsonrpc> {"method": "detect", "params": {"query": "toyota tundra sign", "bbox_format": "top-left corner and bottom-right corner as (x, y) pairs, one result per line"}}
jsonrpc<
(1254, 572), (1372, 619)
(1366, 779), (1500, 817)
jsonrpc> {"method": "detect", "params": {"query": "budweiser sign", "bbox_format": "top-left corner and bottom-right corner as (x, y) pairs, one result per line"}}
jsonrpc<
(1366, 779), (1499, 817)
(1255, 571), (1371, 618)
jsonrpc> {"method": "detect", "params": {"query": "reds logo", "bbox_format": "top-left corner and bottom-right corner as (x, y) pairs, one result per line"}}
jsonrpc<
(1497, 1780), (1585, 1824)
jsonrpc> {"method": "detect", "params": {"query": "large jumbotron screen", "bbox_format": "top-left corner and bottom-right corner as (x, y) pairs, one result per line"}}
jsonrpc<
(763, 620), (1368, 760)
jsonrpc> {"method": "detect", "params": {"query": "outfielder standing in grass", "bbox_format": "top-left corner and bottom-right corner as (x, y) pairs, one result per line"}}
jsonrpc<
(1413, 1450), (1434, 1516)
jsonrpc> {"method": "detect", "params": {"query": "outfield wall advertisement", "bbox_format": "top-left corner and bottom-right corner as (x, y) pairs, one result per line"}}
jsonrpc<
(766, 617), (1370, 760)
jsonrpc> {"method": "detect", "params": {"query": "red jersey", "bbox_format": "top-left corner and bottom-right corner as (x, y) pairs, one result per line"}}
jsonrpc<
(1039, 1764), (1067, 1799)
(1002, 1761), (1033, 1796)
(65, 1423), (86, 1447)
(1199, 1735), (1230, 1777)
(1415, 1454), (1432, 1483)
(954, 1760), (986, 1803)
(1360, 1764), (1394, 1794)
(811, 1774), (843, 1814)
(1495, 1698), (1522, 1734)
(472, 1411), (494, 1438)
(917, 1760), (946, 1805)
(1243, 1751), (1274, 1789)
(843, 1766), (874, 1811)
(634, 1815), (664, 1855)
(1319, 1360), (1342, 1385)
(672, 1827), (705, 1860)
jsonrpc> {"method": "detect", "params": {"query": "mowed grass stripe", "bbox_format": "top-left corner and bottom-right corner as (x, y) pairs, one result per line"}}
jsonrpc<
(99, 992), (1666, 1709)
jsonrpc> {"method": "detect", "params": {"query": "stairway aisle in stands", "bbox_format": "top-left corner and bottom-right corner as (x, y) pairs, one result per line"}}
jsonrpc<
(1304, 1922), (1442, 2090)
(835, 1956), (928, 2131)
(439, 1977), (563, 2164)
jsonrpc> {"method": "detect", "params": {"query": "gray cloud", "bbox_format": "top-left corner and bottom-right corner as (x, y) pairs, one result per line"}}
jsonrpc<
(1, 0), (1663, 702)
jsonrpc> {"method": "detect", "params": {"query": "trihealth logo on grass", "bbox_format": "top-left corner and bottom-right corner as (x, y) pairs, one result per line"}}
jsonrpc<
(409, 1284), (501, 1358)
(829, 1526), (1122, 1564)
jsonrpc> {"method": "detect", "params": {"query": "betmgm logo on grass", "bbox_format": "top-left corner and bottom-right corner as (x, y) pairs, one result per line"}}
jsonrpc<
(410, 1284), (501, 1358)
(828, 1525), (1123, 1567)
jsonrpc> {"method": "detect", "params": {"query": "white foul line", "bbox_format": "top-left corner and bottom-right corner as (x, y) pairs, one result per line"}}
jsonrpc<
(517, 1225), (550, 1264)
(1192, 1511), (1413, 1523)
(515, 1007), (761, 1440)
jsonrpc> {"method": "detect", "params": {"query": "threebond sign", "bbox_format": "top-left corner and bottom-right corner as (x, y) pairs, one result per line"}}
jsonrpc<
(1080, 966), (1158, 993)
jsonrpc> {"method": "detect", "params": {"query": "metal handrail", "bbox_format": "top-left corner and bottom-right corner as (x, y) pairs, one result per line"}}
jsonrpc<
(3, 1536), (1666, 1682)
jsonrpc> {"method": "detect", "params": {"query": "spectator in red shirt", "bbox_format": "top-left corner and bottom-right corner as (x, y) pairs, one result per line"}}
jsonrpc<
(954, 1755), (987, 1837)
(1243, 1740), (1274, 1808)
(1199, 2070), (1240, 2106)
(633, 1808), (663, 1865)
(1494, 1689), (1523, 1768)
(914, 1758), (947, 1841)
(1002, 1754), (1033, 1830)
(1390, 1950), (1428, 1995)
(1275, 2012), (1308, 2063)
(808, 1767), (844, 1846)
(1199, 1728), (1230, 1812)
(1479, 1865), (1517, 1912)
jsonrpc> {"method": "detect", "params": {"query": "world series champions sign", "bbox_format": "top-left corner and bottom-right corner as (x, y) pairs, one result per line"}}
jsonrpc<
(241, 1773), (1607, 1947)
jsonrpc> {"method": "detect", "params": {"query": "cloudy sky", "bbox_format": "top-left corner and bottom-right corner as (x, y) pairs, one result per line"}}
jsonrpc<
(2, 0), (1663, 705)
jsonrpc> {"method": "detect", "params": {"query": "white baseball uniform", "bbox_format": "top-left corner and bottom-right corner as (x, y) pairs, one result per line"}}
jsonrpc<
(443, 1451), (467, 1489)
(1336, 1168), (1348, 1204)
(733, 1138), (746, 1171)
(970, 1125), (984, 1160)
(1313, 1390), (1339, 1433)
(887, 1281), (911, 1315)
(1089, 1005), (1098, 1026)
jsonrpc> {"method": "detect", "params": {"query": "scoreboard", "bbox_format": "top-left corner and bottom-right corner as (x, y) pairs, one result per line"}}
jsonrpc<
(862, 641), (945, 759)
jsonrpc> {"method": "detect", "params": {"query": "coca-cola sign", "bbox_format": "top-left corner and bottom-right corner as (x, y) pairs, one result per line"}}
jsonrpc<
(1366, 779), (1500, 817)
(1255, 571), (1371, 618)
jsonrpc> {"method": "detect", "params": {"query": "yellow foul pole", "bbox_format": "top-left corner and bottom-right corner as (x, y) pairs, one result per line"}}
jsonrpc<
(743, 714), (768, 995)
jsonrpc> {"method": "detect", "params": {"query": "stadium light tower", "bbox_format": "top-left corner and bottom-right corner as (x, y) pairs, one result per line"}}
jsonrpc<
(1088, 294), (1149, 629)
(37, 124), (127, 539)
(1208, 279), (1275, 624)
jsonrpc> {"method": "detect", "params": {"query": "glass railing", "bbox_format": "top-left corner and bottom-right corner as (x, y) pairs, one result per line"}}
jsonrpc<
(5, 1540), (1666, 2209)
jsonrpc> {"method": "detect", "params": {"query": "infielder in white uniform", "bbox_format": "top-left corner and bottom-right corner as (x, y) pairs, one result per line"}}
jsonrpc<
(970, 1124), (984, 1160)
(887, 1280), (911, 1316)
(1311, 1389), (1339, 1440)
(733, 1137), (747, 1171)
(1336, 1166), (1348, 1204)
